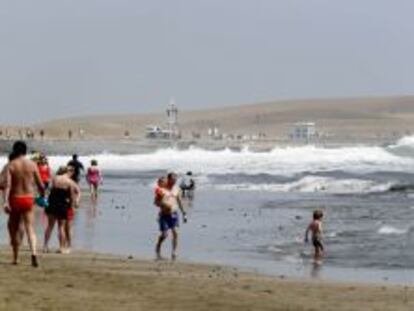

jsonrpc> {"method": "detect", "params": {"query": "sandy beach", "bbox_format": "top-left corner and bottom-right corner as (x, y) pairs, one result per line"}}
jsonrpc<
(0, 96), (414, 310)
(2, 0), (414, 309)
(0, 248), (412, 311)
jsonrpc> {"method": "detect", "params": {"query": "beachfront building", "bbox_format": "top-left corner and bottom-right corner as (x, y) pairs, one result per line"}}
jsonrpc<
(146, 125), (173, 139)
(207, 126), (223, 140)
(289, 122), (317, 143)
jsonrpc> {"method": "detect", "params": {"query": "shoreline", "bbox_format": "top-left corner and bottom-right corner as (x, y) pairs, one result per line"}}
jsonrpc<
(71, 239), (414, 286)
(0, 136), (398, 155)
(0, 248), (413, 311)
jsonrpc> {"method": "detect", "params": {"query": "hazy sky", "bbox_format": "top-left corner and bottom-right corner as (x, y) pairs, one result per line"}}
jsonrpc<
(1, 0), (414, 124)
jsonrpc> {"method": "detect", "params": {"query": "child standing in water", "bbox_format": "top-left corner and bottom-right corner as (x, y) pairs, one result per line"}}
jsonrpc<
(305, 209), (324, 263)
(86, 159), (102, 202)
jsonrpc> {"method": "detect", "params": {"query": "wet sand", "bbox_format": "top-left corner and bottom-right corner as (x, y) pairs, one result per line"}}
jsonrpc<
(0, 248), (413, 311)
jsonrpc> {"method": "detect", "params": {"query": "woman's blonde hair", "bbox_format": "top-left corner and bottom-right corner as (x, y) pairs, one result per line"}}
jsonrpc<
(56, 166), (68, 176)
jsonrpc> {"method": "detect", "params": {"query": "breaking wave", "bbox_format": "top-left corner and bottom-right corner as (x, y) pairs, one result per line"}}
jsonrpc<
(37, 144), (414, 176)
(378, 225), (408, 235)
(214, 176), (393, 194)
(1, 136), (414, 194)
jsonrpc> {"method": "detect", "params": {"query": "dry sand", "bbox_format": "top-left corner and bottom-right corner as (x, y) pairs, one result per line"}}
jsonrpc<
(13, 95), (414, 141)
(0, 248), (413, 311)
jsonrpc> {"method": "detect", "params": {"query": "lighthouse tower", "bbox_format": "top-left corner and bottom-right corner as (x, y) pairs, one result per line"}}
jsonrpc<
(166, 98), (179, 139)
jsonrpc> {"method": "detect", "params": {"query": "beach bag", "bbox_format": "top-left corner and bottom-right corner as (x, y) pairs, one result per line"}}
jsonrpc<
(35, 196), (49, 208)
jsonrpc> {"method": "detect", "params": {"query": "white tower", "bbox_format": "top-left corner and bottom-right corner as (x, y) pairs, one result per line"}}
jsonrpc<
(166, 98), (179, 139)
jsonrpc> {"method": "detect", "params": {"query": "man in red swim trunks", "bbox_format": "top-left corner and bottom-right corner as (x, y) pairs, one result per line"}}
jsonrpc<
(2, 141), (45, 267)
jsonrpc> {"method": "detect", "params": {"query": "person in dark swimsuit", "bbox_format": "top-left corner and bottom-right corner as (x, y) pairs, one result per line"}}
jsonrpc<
(67, 154), (84, 184)
(47, 188), (71, 220)
(43, 166), (80, 253)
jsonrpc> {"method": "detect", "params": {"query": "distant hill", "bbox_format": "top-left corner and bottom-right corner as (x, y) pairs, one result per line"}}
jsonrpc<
(6, 96), (414, 141)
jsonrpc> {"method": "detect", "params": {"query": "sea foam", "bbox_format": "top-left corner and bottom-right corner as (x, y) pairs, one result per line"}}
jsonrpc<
(29, 143), (414, 176)
(378, 225), (407, 235)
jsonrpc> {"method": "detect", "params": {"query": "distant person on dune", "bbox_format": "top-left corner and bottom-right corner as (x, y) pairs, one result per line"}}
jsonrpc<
(154, 173), (187, 260)
(67, 154), (84, 184)
(86, 159), (102, 202)
(2, 141), (45, 267)
(305, 209), (324, 263)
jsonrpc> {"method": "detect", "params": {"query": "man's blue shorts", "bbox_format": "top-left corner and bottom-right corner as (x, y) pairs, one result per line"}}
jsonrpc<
(159, 212), (179, 232)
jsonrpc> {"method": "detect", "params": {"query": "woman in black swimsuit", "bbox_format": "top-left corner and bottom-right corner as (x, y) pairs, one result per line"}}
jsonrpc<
(43, 166), (80, 253)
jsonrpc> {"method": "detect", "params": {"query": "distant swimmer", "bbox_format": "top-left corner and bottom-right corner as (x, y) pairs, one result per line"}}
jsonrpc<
(305, 209), (324, 263)
(67, 154), (84, 184)
(44, 166), (81, 254)
(179, 171), (195, 199)
(86, 159), (102, 203)
(2, 141), (45, 267)
(154, 173), (187, 260)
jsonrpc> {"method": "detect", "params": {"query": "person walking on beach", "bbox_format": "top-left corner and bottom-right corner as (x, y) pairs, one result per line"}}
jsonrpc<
(179, 171), (195, 199)
(2, 141), (45, 267)
(37, 154), (51, 191)
(305, 209), (324, 263)
(86, 159), (102, 203)
(67, 154), (84, 184)
(44, 166), (80, 253)
(154, 173), (187, 260)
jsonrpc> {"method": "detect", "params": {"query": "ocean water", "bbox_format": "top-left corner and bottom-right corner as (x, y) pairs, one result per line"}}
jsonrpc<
(2, 136), (414, 283)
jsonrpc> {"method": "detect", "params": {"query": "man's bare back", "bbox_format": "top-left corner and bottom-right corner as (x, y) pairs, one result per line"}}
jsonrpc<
(3, 140), (44, 267)
(7, 157), (43, 197)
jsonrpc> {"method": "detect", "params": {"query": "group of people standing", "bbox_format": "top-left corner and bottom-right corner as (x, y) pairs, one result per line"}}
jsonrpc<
(0, 141), (103, 266)
(0, 140), (323, 270)
(0, 139), (190, 266)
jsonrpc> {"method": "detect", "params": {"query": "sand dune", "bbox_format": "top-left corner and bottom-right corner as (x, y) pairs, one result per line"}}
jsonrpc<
(3, 96), (414, 140)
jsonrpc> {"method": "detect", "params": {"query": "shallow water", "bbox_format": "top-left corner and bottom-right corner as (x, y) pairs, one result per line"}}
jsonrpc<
(2, 137), (414, 284)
